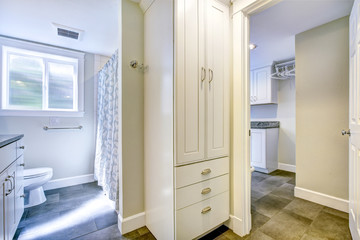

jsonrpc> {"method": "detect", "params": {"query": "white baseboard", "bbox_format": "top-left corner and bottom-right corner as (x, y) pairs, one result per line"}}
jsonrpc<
(294, 187), (349, 213)
(43, 174), (95, 191)
(278, 163), (296, 173)
(118, 212), (145, 234)
(225, 215), (248, 237)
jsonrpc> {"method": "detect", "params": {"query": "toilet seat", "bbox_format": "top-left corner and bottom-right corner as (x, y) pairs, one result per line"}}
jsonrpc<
(24, 168), (53, 179)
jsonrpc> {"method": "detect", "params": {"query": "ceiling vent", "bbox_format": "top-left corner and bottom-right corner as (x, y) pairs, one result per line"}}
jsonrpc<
(52, 23), (84, 41)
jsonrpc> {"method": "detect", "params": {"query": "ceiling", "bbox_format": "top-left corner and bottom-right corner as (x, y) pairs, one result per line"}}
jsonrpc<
(250, 0), (354, 69)
(0, 0), (119, 56)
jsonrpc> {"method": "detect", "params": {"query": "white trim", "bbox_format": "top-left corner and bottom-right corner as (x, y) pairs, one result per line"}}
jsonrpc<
(294, 187), (349, 213)
(0, 110), (85, 117)
(278, 163), (296, 173)
(118, 212), (146, 234)
(139, 0), (155, 13)
(43, 174), (94, 191)
(224, 215), (243, 231)
(231, 0), (284, 237)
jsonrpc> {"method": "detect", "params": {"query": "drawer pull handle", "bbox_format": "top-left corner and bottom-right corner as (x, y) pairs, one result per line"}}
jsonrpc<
(20, 194), (25, 198)
(201, 188), (212, 195)
(201, 168), (211, 175)
(19, 146), (25, 149)
(20, 163), (25, 167)
(201, 206), (212, 214)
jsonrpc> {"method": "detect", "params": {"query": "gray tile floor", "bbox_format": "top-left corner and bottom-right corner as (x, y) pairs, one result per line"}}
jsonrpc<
(204, 170), (352, 240)
(14, 171), (351, 240)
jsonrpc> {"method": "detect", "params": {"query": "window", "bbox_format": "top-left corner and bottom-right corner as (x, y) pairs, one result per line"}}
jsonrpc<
(0, 37), (84, 117)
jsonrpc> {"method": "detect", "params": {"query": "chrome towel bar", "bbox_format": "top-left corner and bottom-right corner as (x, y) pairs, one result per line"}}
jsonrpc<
(43, 126), (83, 131)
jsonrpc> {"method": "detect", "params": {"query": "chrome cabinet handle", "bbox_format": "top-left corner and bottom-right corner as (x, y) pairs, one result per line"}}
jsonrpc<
(201, 67), (206, 82)
(201, 188), (212, 195)
(201, 168), (211, 175)
(201, 206), (212, 214)
(19, 146), (25, 149)
(19, 163), (25, 167)
(20, 194), (25, 198)
(209, 69), (213, 83)
(342, 129), (351, 136)
(5, 177), (13, 196)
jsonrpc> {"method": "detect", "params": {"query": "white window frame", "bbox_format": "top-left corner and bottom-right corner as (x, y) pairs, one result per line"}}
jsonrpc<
(0, 36), (85, 117)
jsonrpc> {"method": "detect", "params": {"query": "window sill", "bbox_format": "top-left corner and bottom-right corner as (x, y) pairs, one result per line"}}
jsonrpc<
(0, 110), (85, 117)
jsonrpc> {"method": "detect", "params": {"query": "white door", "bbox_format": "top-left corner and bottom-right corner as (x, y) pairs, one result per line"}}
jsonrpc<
(206, 0), (230, 159)
(349, 1), (360, 239)
(176, 0), (206, 165)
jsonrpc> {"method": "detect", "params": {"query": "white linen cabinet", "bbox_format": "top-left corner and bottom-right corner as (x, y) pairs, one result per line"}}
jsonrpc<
(144, 0), (230, 239)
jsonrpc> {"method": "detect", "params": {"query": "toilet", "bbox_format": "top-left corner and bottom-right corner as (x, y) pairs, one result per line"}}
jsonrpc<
(24, 168), (53, 208)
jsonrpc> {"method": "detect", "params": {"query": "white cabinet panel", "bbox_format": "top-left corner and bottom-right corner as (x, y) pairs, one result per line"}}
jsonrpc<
(175, 157), (229, 188)
(0, 142), (16, 173)
(176, 0), (206, 165)
(0, 172), (6, 240)
(250, 128), (279, 173)
(0, 139), (24, 240)
(206, 0), (230, 159)
(176, 191), (229, 240)
(250, 66), (277, 105)
(176, 174), (229, 210)
(6, 162), (16, 240)
(250, 130), (266, 169)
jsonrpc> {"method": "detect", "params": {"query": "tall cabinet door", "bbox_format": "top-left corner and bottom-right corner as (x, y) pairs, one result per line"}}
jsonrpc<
(206, 0), (230, 159)
(253, 67), (271, 104)
(176, 0), (206, 165)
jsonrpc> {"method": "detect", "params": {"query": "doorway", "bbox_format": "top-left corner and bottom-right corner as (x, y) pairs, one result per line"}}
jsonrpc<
(232, 0), (353, 238)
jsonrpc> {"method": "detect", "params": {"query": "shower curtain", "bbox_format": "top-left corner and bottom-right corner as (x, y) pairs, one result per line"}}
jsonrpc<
(94, 50), (119, 208)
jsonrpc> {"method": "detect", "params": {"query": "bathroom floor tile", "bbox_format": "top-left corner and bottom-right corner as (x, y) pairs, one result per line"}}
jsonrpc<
(259, 210), (309, 240)
(321, 206), (349, 219)
(284, 198), (324, 220)
(73, 224), (123, 240)
(252, 194), (292, 218)
(305, 211), (352, 240)
(270, 182), (295, 200)
(94, 208), (119, 230)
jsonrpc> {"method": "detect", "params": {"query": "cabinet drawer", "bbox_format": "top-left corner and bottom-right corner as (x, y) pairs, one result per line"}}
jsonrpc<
(175, 157), (229, 188)
(176, 174), (229, 210)
(176, 191), (229, 240)
(16, 156), (24, 193)
(0, 142), (16, 174)
(16, 138), (25, 159)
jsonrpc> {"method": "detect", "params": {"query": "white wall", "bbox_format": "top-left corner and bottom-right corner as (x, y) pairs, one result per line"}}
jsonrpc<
(121, 0), (144, 218)
(251, 78), (296, 167)
(0, 53), (96, 181)
(295, 16), (349, 200)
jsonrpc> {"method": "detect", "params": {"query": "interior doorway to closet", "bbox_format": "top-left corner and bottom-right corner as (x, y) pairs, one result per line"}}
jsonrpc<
(245, 0), (352, 238)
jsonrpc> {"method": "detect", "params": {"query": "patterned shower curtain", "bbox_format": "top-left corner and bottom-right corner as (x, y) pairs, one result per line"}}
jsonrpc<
(94, 50), (119, 208)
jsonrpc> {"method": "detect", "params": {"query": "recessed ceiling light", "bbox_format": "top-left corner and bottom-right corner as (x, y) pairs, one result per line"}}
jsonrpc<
(249, 43), (257, 50)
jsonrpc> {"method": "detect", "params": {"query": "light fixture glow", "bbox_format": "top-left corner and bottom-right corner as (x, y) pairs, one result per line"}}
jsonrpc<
(249, 43), (257, 50)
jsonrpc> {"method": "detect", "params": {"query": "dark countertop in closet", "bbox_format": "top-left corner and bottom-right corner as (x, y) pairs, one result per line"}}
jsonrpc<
(251, 121), (280, 129)
(0, 134), (24, 148)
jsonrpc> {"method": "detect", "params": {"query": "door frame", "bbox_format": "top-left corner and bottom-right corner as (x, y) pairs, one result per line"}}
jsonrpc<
(230, 0), (282, 236)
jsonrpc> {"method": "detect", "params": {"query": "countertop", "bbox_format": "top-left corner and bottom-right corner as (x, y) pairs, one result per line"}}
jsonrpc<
(0, 134), (24, 148)
(251, 121), (280, 129)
